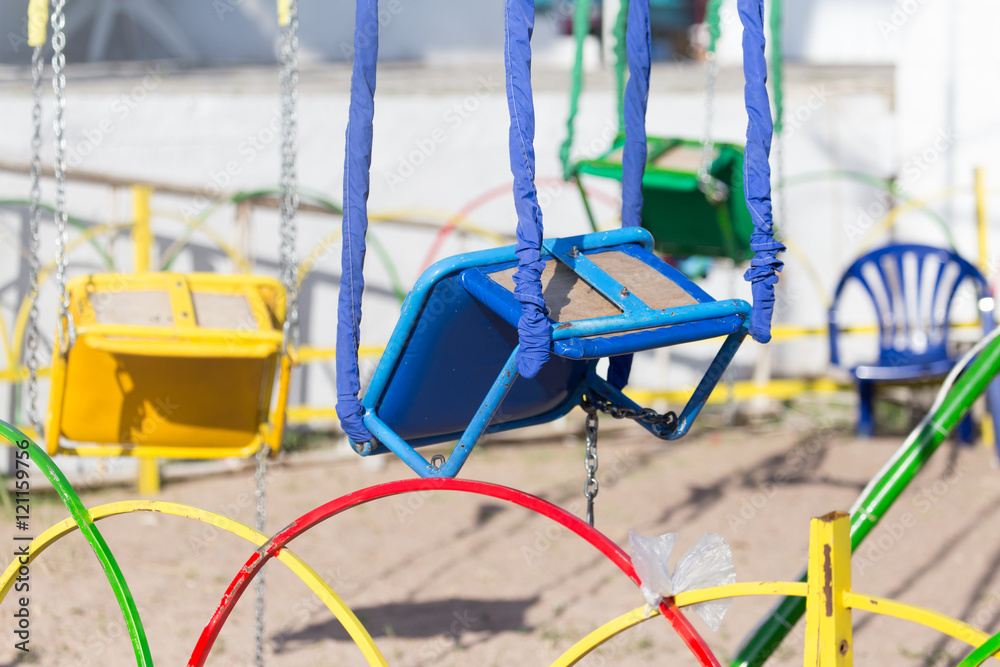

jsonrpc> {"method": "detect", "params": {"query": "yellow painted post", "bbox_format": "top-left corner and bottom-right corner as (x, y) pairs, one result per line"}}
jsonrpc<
(132, 185), (152, 273)
(132, 185), (160, 495)
(27, 0), (48, 47)
(137, 458), (160, 496)
(887, 175), (897, 243)
(803, 512), (853, 666)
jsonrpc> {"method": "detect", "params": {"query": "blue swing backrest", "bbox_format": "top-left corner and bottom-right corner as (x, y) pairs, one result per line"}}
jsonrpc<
(829, 244), (994, 372)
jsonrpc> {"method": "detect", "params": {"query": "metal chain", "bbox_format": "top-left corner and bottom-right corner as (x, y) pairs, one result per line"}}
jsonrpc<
(253, 445), (268, 667)
(25, 45), (45, 435)
(583, 407), (599, 527)
(278, 0), (300, 353)
(583, 393), (678, 431)
(50, 0), (73, 354)
(253, 5), (299, 661)
(697, 51), (728, 204)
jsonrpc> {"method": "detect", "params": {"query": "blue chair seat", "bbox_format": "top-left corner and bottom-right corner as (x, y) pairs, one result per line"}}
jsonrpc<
(359, 227), (750, 477)
(853, 358), (956, 382)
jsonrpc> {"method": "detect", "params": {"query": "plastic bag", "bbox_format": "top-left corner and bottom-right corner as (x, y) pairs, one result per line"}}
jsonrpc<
(628, 530), (735, 631)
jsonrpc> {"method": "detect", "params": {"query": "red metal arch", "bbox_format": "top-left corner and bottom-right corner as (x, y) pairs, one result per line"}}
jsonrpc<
(188, 478), (719, 666)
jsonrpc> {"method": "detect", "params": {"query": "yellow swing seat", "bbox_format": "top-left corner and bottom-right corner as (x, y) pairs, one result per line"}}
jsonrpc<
(46, 272), (292, 459)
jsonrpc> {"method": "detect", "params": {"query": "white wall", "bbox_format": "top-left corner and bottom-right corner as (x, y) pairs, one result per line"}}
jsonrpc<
(0, 57), (896, 421)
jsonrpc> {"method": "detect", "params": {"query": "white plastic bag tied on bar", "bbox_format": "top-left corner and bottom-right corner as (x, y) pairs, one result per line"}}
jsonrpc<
(628, 530), (735, 630)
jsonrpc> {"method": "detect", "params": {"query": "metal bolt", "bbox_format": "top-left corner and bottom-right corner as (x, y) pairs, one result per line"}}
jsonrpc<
(619, 287), (630, 298)
(569, 246), (579, 258)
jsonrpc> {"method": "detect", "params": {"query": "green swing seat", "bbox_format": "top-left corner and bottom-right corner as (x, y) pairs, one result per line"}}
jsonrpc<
(575, 136), (755, 262)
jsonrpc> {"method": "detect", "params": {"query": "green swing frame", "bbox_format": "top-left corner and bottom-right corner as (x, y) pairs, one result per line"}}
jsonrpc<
(574, 135), (754, 260)
(561, 0), (784, 264)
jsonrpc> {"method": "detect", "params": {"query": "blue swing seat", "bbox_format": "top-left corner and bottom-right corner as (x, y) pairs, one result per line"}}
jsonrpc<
(358, 227), (750, 477)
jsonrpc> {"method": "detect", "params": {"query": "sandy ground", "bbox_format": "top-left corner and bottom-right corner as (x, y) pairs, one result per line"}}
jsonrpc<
(2, 399), (1000, 667)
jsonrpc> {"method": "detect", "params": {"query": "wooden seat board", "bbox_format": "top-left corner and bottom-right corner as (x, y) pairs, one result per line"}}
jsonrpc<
(487, 250), (696, 323)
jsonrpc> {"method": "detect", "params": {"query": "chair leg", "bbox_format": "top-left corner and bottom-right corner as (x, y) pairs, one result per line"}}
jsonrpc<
(987, 377), (1000, 459)
(957, 413), (975, 445)
(857, 380), (875, 438)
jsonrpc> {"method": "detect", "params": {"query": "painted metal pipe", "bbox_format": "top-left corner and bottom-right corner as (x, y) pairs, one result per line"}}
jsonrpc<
(0, 420), (152, 666)
(958, 628), (1000, 667)
(731, 331), (1000, 667)
(364, 347), (522, 477)
(188, 478), (720, 667)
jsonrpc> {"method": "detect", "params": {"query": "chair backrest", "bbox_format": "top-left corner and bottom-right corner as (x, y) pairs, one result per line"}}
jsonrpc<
(829, 244), (993, 368)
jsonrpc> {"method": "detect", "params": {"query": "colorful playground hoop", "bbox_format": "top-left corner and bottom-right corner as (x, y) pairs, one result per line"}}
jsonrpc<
(187, 477), (719, 667)
(1, 421), (718, 667)
(7, 412), (1000, 665)
(0, 498), (388, 666)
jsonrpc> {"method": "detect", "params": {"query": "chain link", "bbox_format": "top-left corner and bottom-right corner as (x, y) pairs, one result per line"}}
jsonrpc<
(697, 52), (729, 204)
(579, 389), (679, 522)
(583, 408), (599, 526)
(253, 6), (299, 662)
(278, 0), (300, 354)
(25, 45), (45, 435)
(582, 393), (678, 438)
(50, 0), (73, 354)
(253, 445), (268, 667)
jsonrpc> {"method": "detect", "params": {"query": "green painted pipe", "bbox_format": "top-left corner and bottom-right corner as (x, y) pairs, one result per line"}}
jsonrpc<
(0, 199), (116, 268)
(769, 0), (783, 135)
(958, 629), (1000, 666)
(731, 331), (1000, 667)
(162, 187), (408, 304)
(706, 0), (723, 55)
(0, 420), (152, 666)
(558, 0), (593, 181)
(613, 0), (629, 134)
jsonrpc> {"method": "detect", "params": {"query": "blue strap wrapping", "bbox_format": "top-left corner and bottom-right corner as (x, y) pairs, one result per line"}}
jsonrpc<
(335, 0), (378, 443)
(620, 0), (649, 231)
(738, 0), (784, 343)
(505, 0), (550, 379)
(608, 0), (651, 390)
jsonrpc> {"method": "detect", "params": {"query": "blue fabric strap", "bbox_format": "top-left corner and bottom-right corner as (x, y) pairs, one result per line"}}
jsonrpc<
(620, 0), (650, 231)
(738, 0), (784, 343)
(336, 0), (378, 444)
(505, 0), (550, 379)
(608, 0), (650, 390)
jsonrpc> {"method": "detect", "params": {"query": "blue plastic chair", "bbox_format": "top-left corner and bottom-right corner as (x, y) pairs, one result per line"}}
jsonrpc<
(829, 243), (1000, 440)
(357, 227), (750, 478)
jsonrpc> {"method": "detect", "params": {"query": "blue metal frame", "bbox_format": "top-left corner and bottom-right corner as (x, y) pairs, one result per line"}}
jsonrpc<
(359, 228), (750, 478)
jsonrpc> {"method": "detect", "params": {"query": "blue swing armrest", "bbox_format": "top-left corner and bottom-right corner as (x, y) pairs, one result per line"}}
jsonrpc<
(555, 314), (747, 359)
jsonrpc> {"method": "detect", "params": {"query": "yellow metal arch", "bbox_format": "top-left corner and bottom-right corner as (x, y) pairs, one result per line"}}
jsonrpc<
(0, 500), (388, 667)
(551, 582), (807, 666)
(0, 308), (11, 380)
(151, 210), (253, 273)
(844, 593), (994, 654)
(297, 208), (507, 287)
(551, 579), (1000, 666)
(857, 185), (965, 252)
